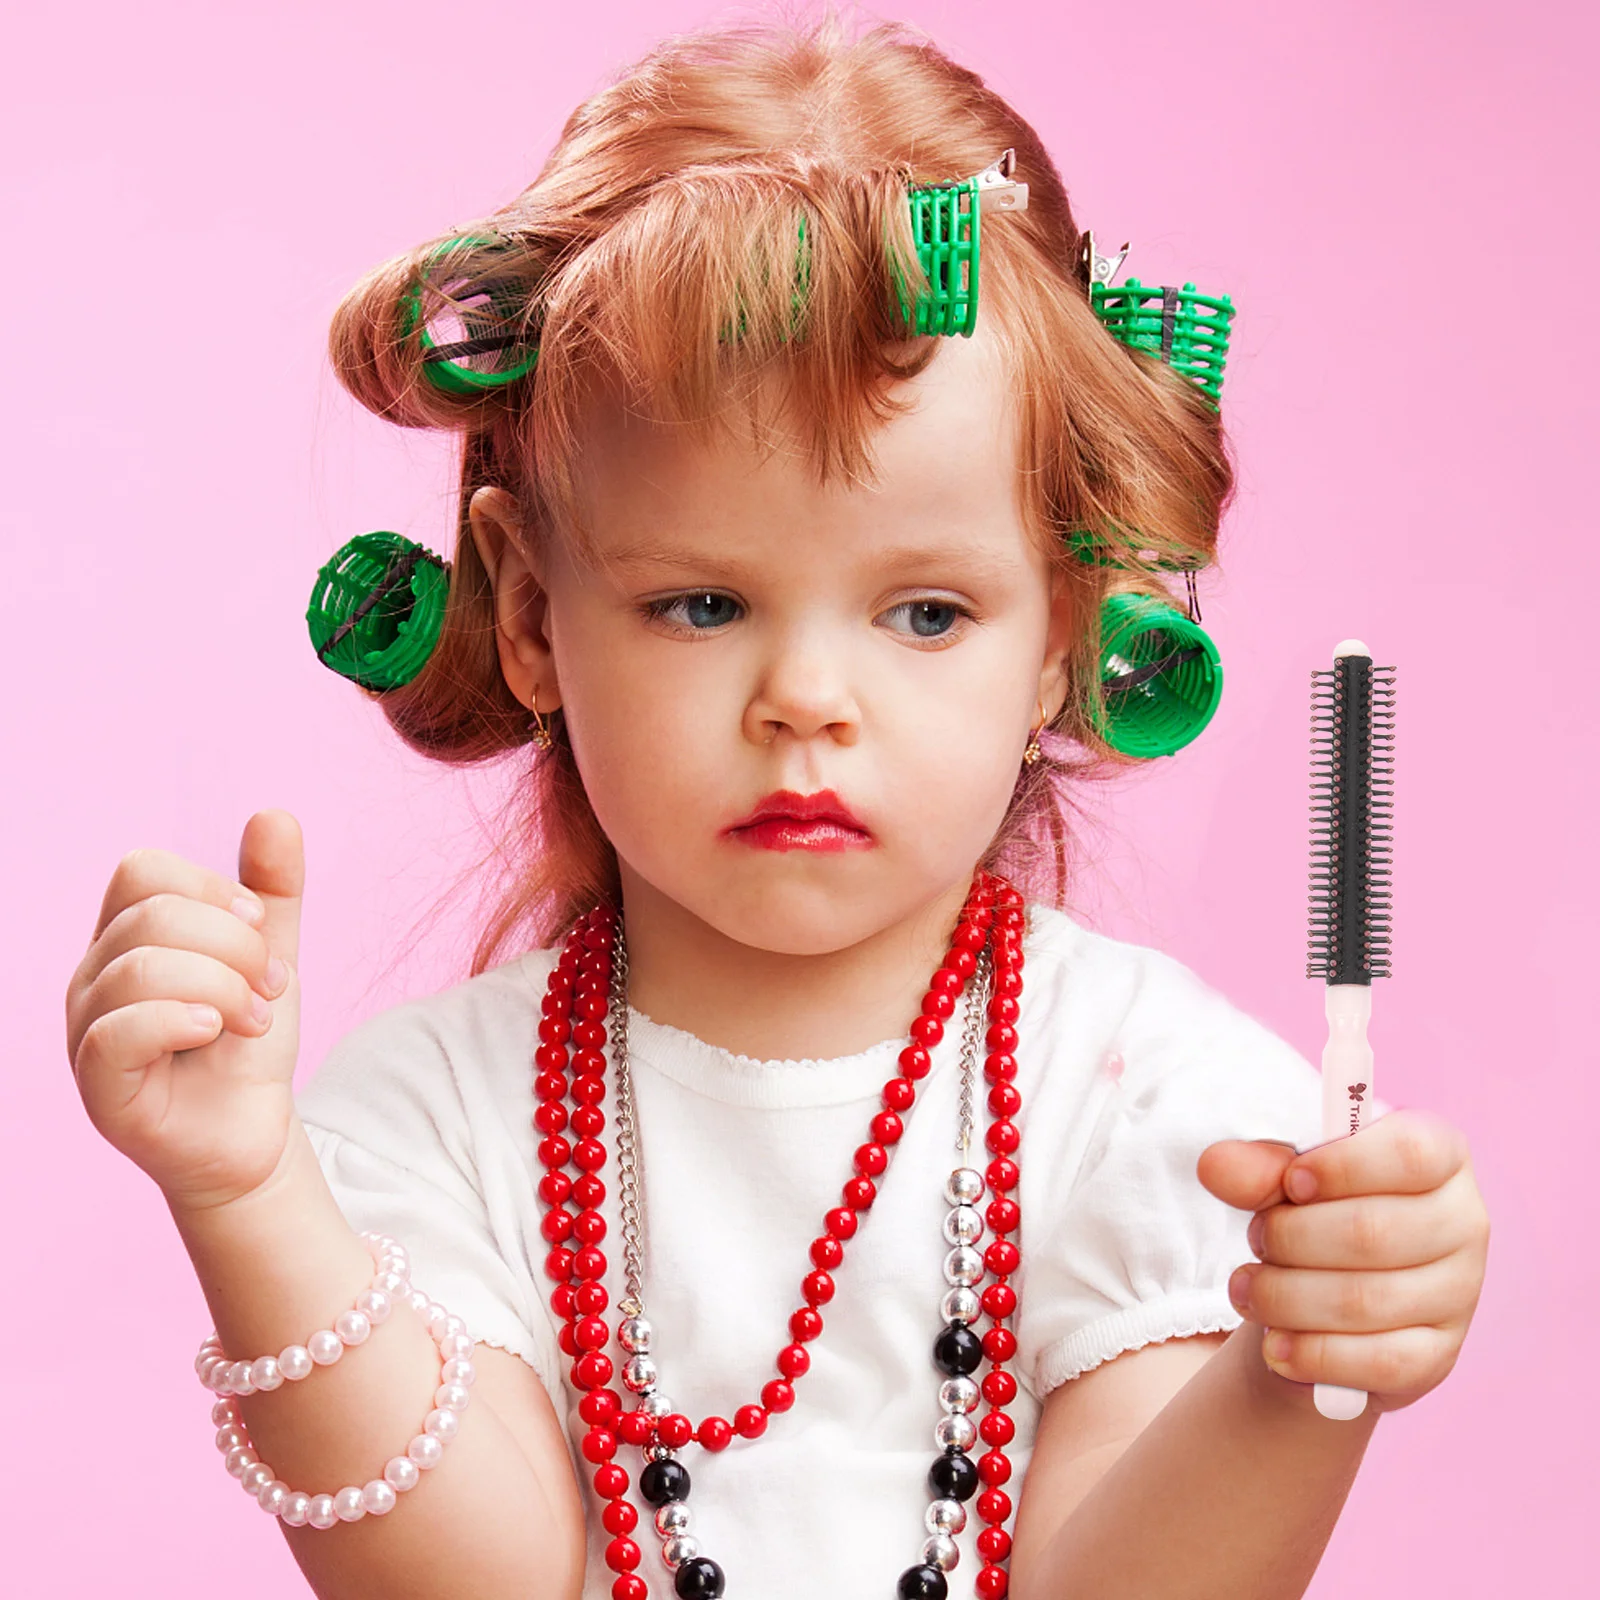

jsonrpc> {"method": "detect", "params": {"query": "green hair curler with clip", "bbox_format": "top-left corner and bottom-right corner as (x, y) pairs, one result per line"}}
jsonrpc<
(1089, 592), (1223, 757)
(403, 235), (540, 397)
(305, 531), (450, 692)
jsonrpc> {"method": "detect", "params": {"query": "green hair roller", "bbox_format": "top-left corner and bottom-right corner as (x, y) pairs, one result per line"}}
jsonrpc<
(1091, 592), (1223, 758)
(405, 235), (539, 397)
(305, 531), (450, 692)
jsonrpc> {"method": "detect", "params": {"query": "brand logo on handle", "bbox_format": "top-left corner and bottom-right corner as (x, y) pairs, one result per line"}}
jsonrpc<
(1346, 1082), (1367, 1135)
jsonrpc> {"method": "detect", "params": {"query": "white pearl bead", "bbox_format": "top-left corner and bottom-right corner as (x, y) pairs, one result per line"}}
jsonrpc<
(435, 1383), (472, 1413)
(281, 1492), (312, 1527)
(307, 1494), (338, 1530)
(250, 1356), (283, 1391)
(440, 1314), (467, 1340)
(406, 1288), (430, 1314)
(384, 1455), (421, 1493)
(224, 1445), (258, 1478)
(228, 1360), (256, 1394)
(278, 1345), (313, 1382)
(334, 1310), (372, 1346)
(242, 1462), (274, 1495)
(361, 1480), (398, 1516)
(376, 1271), (409, 1298)
(423, 1407), (460, 1442)
(408, 1434), (444, 1469)
(307, 1330), (344, 1365)
(215, 1426), (246, 1453)
(210, 1399), (239, 1427)
(333, 1486), (366, 1522)
(425, 1303), (450, 1337)
(438, 1332), (473, 1362)
(356, 1288), (393, 1325)
(258, 1480), (290, 1516)
(200, 1357), (227, 1389)
(441, 1358), (475, 1387)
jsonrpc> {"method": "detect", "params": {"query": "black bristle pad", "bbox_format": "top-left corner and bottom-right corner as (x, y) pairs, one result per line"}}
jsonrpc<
(1308, 654), (1395, 984)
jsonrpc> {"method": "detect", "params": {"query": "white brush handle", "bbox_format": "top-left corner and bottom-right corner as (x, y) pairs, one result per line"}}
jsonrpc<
(1314, 984), (1375, 1420)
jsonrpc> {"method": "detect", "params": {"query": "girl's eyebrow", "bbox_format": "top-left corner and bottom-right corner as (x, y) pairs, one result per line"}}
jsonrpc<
(602, 539), (1020, 585)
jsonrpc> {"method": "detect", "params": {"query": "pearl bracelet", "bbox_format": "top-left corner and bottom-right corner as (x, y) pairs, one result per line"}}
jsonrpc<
(203, 1232), (479, 1527)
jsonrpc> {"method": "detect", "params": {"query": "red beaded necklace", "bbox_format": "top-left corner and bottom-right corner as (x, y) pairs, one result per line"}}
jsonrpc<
(532, 870), (1027, 1600)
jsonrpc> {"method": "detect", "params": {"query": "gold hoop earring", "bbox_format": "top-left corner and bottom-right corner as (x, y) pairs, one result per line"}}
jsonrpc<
(1022, 701), (1045, 766)
(529, 686), (553, 751)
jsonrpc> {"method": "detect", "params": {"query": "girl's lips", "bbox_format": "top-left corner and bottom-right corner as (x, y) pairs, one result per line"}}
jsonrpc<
(724, 790), (874, 853)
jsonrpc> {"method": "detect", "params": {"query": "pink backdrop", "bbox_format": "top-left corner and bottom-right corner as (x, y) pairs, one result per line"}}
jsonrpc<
(5, 0), (1592, 1592)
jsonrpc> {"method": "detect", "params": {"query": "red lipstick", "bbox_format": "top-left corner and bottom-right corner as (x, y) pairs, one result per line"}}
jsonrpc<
(725, 790), (873, 853)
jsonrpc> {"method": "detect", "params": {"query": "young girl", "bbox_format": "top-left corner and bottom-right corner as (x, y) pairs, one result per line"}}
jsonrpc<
(66, 13), (1489, 1600)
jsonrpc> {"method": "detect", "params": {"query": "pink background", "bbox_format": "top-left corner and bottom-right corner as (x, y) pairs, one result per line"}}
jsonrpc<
(4, 0), (1592, 1592)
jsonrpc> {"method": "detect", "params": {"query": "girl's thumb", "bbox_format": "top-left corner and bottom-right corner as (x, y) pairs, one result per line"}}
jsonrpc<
(237, 809), (305, 971)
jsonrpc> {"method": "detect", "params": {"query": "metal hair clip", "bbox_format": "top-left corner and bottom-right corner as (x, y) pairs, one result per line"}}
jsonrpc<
(1077, 230), (1130, 289)
(972, 148), (1030, 215)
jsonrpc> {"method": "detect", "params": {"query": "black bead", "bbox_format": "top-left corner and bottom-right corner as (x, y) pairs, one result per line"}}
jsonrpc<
(897, 1564), (949, 1600)
(932, 1321), (983, 1376)
(675, 1557), (726, 1598)
(927, 1448), (979, 1501)
(640, 1459), (692, 1506)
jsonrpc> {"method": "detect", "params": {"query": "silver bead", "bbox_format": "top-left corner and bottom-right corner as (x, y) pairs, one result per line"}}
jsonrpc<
(939, 1376), (980, 1414)
(943, 1245), (984, 1287)
(921, 1533), (960, 1572)
(655, 1502), (692, 1536)
(934, 1413), (977, 1452)
(640, 1391), (674, 1418)
(946, 1167), (986, 1206)
(925, 1498), (967, 1537)
(619, 1316), (653, 1354)
(943, 1205), (984, 1247)
(643, 1442), (676, 1463)
(622, 1354), (658, 1394)
(941, 1286), (981, 1325)
(662, 1535), (700, 1569)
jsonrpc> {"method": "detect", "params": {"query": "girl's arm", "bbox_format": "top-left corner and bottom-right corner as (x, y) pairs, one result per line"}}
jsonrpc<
(170, 1117), (587, 1600)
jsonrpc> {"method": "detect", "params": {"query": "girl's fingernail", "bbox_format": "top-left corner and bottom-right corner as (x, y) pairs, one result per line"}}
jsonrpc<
(1286, 1168), (1318, 1202)
(251, 993), (271, 1025)
(1247, 1214), (1266, 1258)
(231, 895), (265, 926)
(1228, 1266), (1254, 1310)
(266, 955), (289, 993)
(187, 1004), (220, 1029)
(1263, 1330), (1292, 1364)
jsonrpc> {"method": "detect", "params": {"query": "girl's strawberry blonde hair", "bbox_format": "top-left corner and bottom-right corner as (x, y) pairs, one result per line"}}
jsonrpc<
(328, 7), (1234, 976)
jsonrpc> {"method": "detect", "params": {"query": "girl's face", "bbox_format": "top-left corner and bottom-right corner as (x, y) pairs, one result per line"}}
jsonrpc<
(477, 322), (1075, 958)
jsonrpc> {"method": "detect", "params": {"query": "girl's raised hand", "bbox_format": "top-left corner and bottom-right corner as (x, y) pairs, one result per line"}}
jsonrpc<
(66, 810), (306, 1214)
(1197, 1110), (1491, 1415)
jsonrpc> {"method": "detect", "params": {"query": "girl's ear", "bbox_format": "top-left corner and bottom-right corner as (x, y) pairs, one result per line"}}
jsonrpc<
(468, 485), (563, 712)
(1037, 564), (1078, 724)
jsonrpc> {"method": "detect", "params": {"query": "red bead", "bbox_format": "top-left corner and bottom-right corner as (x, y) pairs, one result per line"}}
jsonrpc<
(538, 1015), (572, 1045)
(987, 1198), (1021, 1235)
(810, 1235), (843, 1270)
(761, 1379), (795, 1413)
(577, 993), (607, 1020)
(986, 1157), (1020, 1193)
(573, 1246), (608, 1282)
(574, 1173), (606, 1208)
(853, 1142), (888, 1178)
(697, 1416), (733, 1451)
(735, 1405), (768, 1439)
(540, 1208), (573, 1245)
(536, 1071), (567, 1101)
(593, 1461), (628, 1498)
(558, 1323), (577, 1358)
(657, 1413), (694, 1448)
(537, 1135), (572, 1170)
(602, 1498), (638, 1536)
(980, 1409), (1016, 1446)
(576, 1280), (609, 1315)
(803, 1271), (835, 1306)
(976, 1527), (1011, 1562)
(580, 1389), (621, 1427)
(994, 966), (1023, 998)
(790, 1307), (823, 1342)
(603, 1535), (640, 1572)
(983, 1053), (1018, 1084)
(898, 1046), (932, 1080)
(573, 1139), (607, 1172)
(948, 947), (977, 978)
(573, 1020), (606, 1049)
(975, 1562), (1009, 1599)
(612, 1575), (648, 1600)
(843, 1177), (876, 1211)
(572, 1105), (605, 1138)
(777, 1343), (811, 1379)
(582, 1428), (618, 1463)
(982, 1368), (1018, 1406)
(921, 990), (955, 1020)
(985, 1023), (1018, 1053)
(997, 901), (1024, 923)
(582, 922), (612, 949)
(978, 1450), (1012, 1487)
(572, 1049), (606, 1077)
(930, 966), (962, 995)
(983, 1325), (1019, 1362)
(538, 1171), (573, 1206)
(871, 1110), (904, 1145)
(987, 1083), (1021, 1118)
(985, 1241), (1021, 1277)
(825, 1208), (858, 1241)
(617, 1410), (655, 1446)
(882, 1078), (916, 1112)
(573, 1074), (605, 1105)
(549, 964), (575, 989)
(986, 995), (1019, 1025)
(545, 1247), (574, 1283)
(574, 1352), (613, 1389)
(954, 922), (986, 951)
(981, 1283), (1017, 1320)
(535, 1043), (569, 1073)
(575, 1316), (609, 1351)
(574, 1209), (608, 1245)
(977, 1488), (1013, 1525)
(551, 1283), (577, 1321)
(910, 1015), (944, 1047)
(985, 1121), (1020, 1157)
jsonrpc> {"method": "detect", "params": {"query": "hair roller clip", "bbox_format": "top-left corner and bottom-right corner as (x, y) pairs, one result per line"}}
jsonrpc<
(1090, 592), (1222, 758)
(306, 531), (450, 691)
(404, 233), (540, 397)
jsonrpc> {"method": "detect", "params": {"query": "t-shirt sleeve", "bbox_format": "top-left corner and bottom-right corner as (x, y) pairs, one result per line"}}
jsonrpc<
(295, 1002), (563, 1396)
(1021, 946), (1393, 1397)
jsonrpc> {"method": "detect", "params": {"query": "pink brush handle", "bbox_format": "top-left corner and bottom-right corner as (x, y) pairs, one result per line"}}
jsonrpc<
(1314, 984), (1375, 1420)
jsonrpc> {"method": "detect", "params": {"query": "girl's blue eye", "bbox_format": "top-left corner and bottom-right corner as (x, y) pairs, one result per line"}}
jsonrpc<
(649, 592), (743, 630)
(880, 600), (966, 639)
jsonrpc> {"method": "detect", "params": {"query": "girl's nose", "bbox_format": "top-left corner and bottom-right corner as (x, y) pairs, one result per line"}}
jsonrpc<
(743, 641), (861, 747)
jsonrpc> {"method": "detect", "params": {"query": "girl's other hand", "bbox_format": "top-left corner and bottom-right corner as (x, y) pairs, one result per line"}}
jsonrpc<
(1198, 1110), (1490, 1414)
(66, 809), (306, 1215)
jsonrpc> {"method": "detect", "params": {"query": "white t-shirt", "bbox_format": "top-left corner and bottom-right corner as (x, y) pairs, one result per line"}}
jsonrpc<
(296, 903), (1386, 1598)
